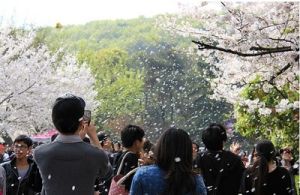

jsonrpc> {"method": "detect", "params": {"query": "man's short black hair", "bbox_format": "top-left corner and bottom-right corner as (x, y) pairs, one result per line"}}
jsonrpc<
(14, 135), (33, 147)
(121, 124), (145, 148)
(202, 123), (227, 151)
(52, 94), (85, 135)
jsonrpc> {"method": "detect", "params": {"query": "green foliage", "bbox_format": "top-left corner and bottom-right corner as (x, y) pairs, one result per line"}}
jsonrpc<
(296, 175), (299, 195)
(135, 42), (231, 140)
(38, 16), (231, 139)
(37, 17), (163, 53)
(235, 80), (299, 153)
(87, 48), (145, 130)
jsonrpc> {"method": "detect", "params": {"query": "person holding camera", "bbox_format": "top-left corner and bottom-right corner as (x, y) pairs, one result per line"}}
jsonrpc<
(33, 94), (112, 195)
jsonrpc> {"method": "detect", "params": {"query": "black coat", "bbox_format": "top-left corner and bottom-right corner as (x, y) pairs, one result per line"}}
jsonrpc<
(196, 150), (245, 195)
(1, 157), (42, 195)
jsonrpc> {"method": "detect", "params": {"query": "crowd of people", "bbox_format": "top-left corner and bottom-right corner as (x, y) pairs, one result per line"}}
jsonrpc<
(0, 94), (298, 195)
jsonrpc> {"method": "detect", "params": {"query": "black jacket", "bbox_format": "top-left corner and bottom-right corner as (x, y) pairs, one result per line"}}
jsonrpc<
(114, 152), (138, 191)
(196, 150), (245, 195)
(1, 157), (42, 195)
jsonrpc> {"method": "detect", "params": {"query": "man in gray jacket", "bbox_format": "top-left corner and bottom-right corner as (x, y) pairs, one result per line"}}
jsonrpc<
(34, 94), (112, 195)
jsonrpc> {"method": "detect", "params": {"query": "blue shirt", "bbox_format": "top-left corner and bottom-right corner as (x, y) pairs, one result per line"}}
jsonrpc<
(130, 165), (207, 195)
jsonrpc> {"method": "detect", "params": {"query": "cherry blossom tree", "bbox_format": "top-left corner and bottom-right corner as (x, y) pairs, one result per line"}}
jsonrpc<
(161, 2), (299, 148)
(0, 28), (98, 143)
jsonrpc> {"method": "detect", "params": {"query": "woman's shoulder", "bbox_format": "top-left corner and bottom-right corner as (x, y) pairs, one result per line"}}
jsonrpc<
(135, 165), (161, 176)
(138, 165), (160, 172)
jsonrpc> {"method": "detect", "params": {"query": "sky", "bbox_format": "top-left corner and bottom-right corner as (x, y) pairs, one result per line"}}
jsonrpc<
(0, 0), (206, 27)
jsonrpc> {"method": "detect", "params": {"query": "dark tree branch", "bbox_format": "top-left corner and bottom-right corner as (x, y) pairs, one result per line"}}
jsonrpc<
(250, 46), (293, 52)
(258, 22), (286, 31)
(0, 82), (36, 106)
(269, 63), (293, 85)
(192, 40), (294, 57)
(17, 82), (37, 95)
(0, 92), (14, 106)
(269, 38), (297, 45)
(2, 48), (9, 56)
(271, 84), (288, 99)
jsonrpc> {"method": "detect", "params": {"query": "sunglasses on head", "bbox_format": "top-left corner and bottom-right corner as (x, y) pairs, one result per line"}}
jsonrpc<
(283, 149), (291, 154)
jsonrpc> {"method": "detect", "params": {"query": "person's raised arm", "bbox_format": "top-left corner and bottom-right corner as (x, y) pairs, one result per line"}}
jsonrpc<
(84, 123), (102, 149)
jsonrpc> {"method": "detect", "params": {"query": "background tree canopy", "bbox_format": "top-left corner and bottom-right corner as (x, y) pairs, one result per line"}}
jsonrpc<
(37, 16), (232, 143)
(1, 3), (297, 153)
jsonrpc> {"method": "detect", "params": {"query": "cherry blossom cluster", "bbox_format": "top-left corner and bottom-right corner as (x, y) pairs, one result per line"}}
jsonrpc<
(160, 2), (299, 115)
(0, 28), (98, 138)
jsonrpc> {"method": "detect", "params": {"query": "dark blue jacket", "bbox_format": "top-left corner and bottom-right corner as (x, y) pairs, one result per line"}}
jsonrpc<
(1, 157), (42, 195)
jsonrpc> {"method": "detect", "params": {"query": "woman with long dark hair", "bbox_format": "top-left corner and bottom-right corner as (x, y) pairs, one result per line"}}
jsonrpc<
(241, 140), (294, 195)
(130, 128), (207, 195)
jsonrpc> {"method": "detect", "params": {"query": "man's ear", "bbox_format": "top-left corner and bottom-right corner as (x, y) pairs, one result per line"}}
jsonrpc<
(132, 140), (139, 148)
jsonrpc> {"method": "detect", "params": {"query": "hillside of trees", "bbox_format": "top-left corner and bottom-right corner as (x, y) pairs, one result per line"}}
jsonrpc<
(37, 16), (232, 142)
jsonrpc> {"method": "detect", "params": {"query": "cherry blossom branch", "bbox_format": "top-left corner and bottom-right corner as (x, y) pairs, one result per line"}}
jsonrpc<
(17, 81), (37, 95)
(269, 63), (293, 84)
(249, 46), (293, 52)
(0, 82), (36, 106)
(269, 38), (297, 45)
(0, 92), (13, 106)
(192, 40), (294, 57)
(271, 84), (288, 99)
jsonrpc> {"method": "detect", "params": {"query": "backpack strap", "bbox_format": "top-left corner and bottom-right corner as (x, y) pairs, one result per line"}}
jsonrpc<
(117, 167), (138, 185)
(116, 151), (133, 175)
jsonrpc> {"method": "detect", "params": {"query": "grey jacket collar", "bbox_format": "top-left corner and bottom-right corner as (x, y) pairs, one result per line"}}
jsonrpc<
(55, 134), (82, 143)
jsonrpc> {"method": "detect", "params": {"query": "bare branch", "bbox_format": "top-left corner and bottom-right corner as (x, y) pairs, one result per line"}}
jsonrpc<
(271, 84), (288, 99)
(192, 40), (294, 57)
(269, 38), (297, 45)
(0, 92), (14, 106)
(249, 46), (293, 52)
(17, 82), (37, 95)
(269, 63), (293, 84)
(0, 82), (37, 106)
(258, 22), (286, 31)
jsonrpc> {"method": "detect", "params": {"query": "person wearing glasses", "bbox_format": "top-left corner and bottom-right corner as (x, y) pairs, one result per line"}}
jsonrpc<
(279, 147), (299, 195)
(1, 135), (42, 195)
(33, 94), (112, 195)
(279, 147), (298, 174)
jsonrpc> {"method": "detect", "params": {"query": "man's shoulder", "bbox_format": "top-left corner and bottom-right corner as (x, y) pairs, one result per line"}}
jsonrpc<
(222, 150), (244, 166)
(274, 166), (291, 175)
(198, 150), (243, 165)
(34, 142), (55, 154)
(223, 150), (241, 159)
(125, 152), (138, 159)
(78, 144), (109, 162)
